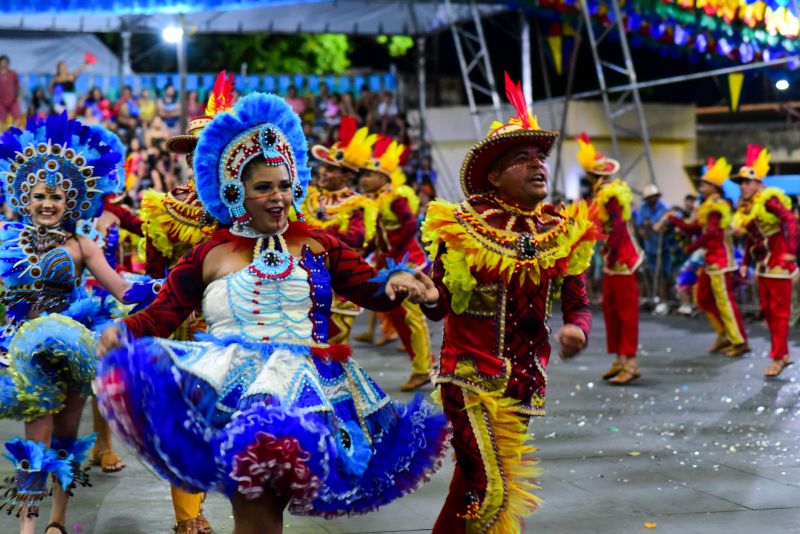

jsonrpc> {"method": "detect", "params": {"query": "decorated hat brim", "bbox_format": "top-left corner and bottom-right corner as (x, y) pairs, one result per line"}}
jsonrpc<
(166, 135), (198, 155)
(311, 144), (359, 172)
(590, 158), (620, 177)
(460, 129), (559, 197)
(731, 167), (764, 184)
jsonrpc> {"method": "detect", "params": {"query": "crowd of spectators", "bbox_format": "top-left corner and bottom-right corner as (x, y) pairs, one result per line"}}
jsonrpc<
(0, 54), (434, 210)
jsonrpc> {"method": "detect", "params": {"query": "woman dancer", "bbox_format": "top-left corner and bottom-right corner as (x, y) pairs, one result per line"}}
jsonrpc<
(0, 114), (146, 534)
(96, 92), (449, 533)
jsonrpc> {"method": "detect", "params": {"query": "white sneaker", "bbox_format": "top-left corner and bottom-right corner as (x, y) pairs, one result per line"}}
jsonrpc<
(676, 304), (693, 316)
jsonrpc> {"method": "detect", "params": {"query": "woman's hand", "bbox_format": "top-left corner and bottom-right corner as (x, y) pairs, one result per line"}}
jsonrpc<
(557, 324), (587, 360)
(98, 325), (124, 357)
(384, 271), (424, 302)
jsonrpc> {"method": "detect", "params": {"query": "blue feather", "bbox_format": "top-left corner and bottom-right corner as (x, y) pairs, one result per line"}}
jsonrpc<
(4, 438), (46, 470)
(194, 92), (310, 223)
(43, 447), (73, 491)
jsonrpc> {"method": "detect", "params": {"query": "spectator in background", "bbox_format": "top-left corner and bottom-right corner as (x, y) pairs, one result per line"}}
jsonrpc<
(377, 90), (398, 132)
(49, 59), (88, 116)
(356, 87), (375, 128)
(0, 55), (20, 127)
(80, 86), (112, 122)
(415, 155), (437, 189)
(27, 87), (53, 120)
(316, 81), (332, 117)
(157, 84), (180, 131)
(302, 121), (320, 149)
(636, 184), (672, 302)
(324, 92), (341, 129)
(285, 85), (305, 115)
(340, 92), (356, 118)
(186, 90), (204, 118)
(137, 88), (157, 126)
(144, 115), (170, 150)
(114, 85), (138, 141)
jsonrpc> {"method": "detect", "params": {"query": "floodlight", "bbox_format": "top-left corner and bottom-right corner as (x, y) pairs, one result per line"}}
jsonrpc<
(162, 26), (184, 44)
(776, 79), (790, 91)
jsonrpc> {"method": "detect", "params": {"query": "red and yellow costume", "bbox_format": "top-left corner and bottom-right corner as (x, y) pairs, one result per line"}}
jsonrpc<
(670, 158), (747, 350)
(733, 146), (798, 362)
(363, 137), (432, 384)
(578, 134), (642, 360)
(138, 71), (230, 533)
(422, 76), (600, 533)
(307, 116), (377, 343)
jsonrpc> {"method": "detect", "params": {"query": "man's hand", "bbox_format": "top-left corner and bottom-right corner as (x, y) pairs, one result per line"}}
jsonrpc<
(557, 324), (586, 359)
(385, 271), (424, 302)
(98, 325), (124, 357)
(408, 270), (440, 306)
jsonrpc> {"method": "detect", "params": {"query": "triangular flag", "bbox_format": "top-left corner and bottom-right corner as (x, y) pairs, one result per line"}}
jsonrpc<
(548, 35), (563, 76)
(728, 72), (744, 112)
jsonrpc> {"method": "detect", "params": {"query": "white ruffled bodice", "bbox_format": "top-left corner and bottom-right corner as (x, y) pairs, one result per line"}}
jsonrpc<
(202, 258), (315, 344)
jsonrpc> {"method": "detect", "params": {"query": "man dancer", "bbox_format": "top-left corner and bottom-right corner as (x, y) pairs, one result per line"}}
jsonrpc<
(306, 115), (377, 344)
(421, 74), (599, 533)
(733, 145), (798, 377)
(577, 132), (643, 385)
(669, 157), (748, 357)
(359, 136), (433, 391)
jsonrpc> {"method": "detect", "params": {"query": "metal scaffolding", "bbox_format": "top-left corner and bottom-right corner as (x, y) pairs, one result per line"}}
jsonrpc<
(445, 0), (502, 138)
(579, 0), (657, 186)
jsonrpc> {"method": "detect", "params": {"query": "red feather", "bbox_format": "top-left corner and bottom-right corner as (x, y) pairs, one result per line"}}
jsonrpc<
(338, 115), (358, 145)
(399, 145), (411, 166)
(706, 157), (716, 167)
(372, 135), (393, 158)
(745, 144), (761, 167)
(504, 72), (530, 128)
(577, 131), (591, 144)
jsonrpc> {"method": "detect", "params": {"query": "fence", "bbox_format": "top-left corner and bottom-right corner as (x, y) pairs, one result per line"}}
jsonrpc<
(21, 71), (398, 100)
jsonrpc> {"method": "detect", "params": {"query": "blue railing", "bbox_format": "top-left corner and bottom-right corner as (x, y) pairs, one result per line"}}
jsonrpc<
(21, 71), (398, 99)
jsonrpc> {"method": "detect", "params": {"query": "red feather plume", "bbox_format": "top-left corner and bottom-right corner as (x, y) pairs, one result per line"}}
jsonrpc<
(372, 135), (393, 158)
(745, 144), (761, 167)
(504, 72), (530, 129)
(338, 115), (358, 145)
(206, 70), (235, 116)
(577, 131), (591, 144)
(706, 157), (716, 167)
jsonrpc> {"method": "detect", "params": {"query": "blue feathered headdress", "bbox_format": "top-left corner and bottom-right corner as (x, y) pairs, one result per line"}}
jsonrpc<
(87, 123), (126, 195)
(193, 93), (310, 233)
(0, 113), (123, 229)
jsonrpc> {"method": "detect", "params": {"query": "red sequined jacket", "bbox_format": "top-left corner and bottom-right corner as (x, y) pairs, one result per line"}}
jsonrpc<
(669, 196), (736, 274)
(366, 185), (426, 267)
(421, 195), (597, 416)
(735, 191), (798, 278)
(594, 181), (643, 274)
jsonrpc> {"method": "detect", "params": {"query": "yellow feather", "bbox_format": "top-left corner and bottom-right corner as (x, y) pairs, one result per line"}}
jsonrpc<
(753, 147), (771, 178)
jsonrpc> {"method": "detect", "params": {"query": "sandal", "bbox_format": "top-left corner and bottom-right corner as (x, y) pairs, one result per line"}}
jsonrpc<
(722, 343), (750, 358)
(765, 357), (794, 378)
(708, 337), (732, 354)
(602, 360), (624, 380)
(89, 449), (126, 473)
(400, 373), (431, 391)
(608, 361), (641, 386)
(196, 512), (213, 534)
(45, 523), (67, 534)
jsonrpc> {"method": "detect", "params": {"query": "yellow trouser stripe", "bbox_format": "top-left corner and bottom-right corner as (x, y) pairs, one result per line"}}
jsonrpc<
(171, 485), (203, 522)
(401, 300), (433, 375)
(329, 312), (355, 345)
(709, 273), (744, 345)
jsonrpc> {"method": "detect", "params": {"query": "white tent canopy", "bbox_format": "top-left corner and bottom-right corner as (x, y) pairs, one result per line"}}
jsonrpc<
(0, 32), (119, 75)
(0, 1), (508, 36)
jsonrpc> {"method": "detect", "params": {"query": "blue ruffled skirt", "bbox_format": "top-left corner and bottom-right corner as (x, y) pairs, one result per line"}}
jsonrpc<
(0, 314), (97, 422)
(95, 335), (449, 517)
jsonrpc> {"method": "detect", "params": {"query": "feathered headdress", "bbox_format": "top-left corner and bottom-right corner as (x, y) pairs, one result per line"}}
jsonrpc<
(575, 131), (619, 176)
(366, 135), (410, 186)
(735, 144), (770, 182)
(0, 113), (122, 229)
(311, 115), (375, 171)
(166, 70), (236, 155)
(460, 72), (559, 197)
(193, 92), (309, 235)
(701, 156), (732, 188)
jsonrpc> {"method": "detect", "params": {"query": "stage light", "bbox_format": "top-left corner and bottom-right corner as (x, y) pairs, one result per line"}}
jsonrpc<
(776, 79), (790, 91)
(162, 25), (184, 44)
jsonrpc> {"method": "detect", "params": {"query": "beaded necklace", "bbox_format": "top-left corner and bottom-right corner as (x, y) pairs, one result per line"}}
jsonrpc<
(17, 223), (69, 280)
(248, 233), (294, 281)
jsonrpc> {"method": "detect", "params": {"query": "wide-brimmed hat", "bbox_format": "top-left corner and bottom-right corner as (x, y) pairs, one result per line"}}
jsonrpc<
(165, 71), (234, 155)
(700, 157), (731, 188)
(311, 115), (376, 172)
(642, 184), (661, 200)
(732, 144), (770, 183)
(460, 73), (559, 197)
(576, 132), (620, 176)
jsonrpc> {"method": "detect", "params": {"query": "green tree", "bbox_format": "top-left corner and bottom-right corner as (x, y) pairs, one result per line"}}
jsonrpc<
(376, 35), (414, 58)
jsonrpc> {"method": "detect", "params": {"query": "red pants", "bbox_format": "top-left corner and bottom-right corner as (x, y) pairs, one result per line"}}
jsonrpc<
(602, 273), (639, 357)
(758, 277), (792, 360)
(695, 270), (746, 346)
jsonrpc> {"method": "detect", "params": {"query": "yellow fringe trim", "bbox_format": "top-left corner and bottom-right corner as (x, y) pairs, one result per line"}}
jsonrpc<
(462, 389), (541, 534)
(594, 179), (633, 223)
(302, 187), (378, 244)
(140, 189), (215, 260)
(697, 196), (732, 228)
(422, 199), (598, 314)
(733, 186), (791, 232)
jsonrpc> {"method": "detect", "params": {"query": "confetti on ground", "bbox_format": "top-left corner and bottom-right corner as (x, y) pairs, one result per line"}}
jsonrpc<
(645, 522), (657, 529)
